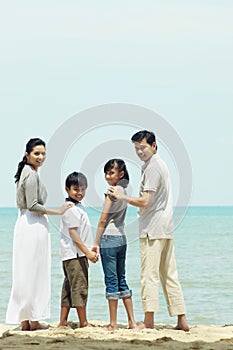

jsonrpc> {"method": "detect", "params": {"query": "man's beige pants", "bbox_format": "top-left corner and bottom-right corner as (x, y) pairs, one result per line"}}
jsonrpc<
(140, 237), (186, 316)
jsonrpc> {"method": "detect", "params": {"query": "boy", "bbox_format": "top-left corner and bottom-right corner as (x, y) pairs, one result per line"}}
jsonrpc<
(59, 171), (98, 328)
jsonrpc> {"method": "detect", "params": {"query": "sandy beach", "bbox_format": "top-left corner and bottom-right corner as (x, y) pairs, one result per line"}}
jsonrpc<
(1, 321), (233, 349)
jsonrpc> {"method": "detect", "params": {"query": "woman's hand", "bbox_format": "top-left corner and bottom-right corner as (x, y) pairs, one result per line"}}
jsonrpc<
(59, 201), (74, 214)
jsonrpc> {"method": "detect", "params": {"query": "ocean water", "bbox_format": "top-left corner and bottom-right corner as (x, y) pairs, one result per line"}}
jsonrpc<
(0, 206), (233, 326)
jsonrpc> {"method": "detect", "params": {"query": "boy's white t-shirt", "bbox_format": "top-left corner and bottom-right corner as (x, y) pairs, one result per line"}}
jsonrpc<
(60, 203), (93, 261)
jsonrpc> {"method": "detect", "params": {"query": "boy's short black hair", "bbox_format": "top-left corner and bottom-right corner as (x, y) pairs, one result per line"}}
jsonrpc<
(65, 172), (88, 189)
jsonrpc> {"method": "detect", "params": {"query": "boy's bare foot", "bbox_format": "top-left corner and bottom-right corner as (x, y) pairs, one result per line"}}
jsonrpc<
(21, 320), (30, 331)
(106, 323), (118, 331)
(175, 314), (190, 332)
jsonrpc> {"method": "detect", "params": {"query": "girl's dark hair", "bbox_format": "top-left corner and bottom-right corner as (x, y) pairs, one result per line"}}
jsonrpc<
(65, 172), (88, 189)
(14, 138), (46, 183)
(104, 159), (129, 188)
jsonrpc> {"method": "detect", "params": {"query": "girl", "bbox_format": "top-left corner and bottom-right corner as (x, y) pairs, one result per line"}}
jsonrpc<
(6, 138), (73, 331)
(94, 159), (137, 331)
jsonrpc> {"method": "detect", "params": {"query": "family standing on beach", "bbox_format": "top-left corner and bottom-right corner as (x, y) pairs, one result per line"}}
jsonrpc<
(6, 130), (189, 332)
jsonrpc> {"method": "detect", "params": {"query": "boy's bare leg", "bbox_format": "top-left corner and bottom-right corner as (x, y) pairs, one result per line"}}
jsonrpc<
(175, 314), (190, 331)
(58, 306), (70, 327)
(107, 300), (118, 330)
(122, 297), (138, 329)
(76, 306), (90, 327)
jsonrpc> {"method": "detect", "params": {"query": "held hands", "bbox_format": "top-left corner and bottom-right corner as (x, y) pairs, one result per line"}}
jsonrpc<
(92, 245), (100, 256)
(86, 249), (99, 263)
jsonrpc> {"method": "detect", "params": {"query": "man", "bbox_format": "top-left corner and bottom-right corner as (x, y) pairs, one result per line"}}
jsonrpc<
(109, 130), (189, 331)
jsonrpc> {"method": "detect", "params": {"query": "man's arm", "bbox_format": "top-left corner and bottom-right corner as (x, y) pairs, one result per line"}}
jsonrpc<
(69, 227), (98, 263)
(108, 187), (155, 208)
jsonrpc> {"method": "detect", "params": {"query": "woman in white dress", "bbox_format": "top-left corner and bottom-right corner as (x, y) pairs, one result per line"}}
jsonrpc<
(6, 138), (73, 331)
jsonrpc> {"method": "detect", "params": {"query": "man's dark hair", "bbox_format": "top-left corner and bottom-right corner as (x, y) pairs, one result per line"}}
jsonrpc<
(131, 130), (157, 149)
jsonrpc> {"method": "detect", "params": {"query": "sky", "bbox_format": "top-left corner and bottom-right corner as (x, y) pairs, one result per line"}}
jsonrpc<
(0, 0), (233, 207)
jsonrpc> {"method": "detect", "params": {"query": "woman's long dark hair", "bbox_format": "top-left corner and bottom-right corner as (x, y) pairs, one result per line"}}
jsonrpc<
(104, 159), (129, 188)
(14, 138), (46, 183)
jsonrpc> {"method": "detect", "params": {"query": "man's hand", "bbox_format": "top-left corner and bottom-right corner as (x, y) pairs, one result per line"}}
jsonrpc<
(107, 186), (124, 200)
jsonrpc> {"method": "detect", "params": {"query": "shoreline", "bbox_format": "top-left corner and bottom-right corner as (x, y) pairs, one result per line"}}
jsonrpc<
(1, 321), (233, 350)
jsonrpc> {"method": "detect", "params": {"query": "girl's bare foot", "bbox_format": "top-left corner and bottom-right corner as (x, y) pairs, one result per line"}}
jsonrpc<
(80, 321), (95, 328)
(128, 320), (140, 330)
(137, 322), (146, 330)
(21, 320), (30, 331)
(58, 321), (68, 327)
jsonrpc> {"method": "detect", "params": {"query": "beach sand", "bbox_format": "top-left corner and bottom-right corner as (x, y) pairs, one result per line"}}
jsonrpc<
(1, 321), (233, 350)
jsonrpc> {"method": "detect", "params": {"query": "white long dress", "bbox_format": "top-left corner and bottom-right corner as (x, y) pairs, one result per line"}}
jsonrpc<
(6, 165), (51, 324)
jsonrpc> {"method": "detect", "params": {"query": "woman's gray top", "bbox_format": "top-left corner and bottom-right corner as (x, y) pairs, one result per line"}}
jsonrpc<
(16, 164), (47, 215)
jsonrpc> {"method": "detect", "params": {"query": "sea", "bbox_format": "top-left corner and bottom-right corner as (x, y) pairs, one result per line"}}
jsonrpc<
(0, 206), (233, 327)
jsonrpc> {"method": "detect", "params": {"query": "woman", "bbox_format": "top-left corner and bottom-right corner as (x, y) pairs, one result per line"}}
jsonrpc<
(6, 138), (73, 331)
(94, 159), (137, 331)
